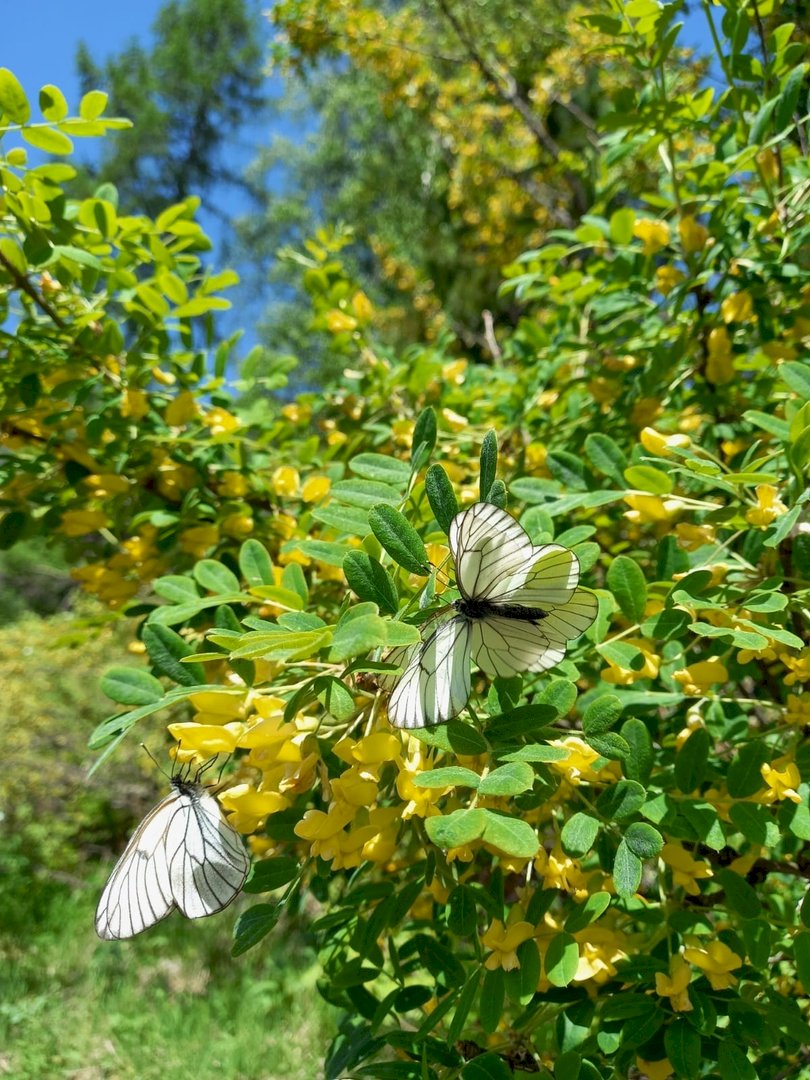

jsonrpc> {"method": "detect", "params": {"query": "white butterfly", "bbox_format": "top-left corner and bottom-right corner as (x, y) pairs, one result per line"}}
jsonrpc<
(387, 502), (598, 729)
(95, 775), (250, 940)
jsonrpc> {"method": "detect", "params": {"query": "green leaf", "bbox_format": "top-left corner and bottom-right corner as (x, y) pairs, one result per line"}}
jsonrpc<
(479, 810), (539, 857)
(478, 761), (535, 796)
(411, 406), (437, 464)
(0, 68), (30, 122)
(142, 623), (206, 686)
(485, 479), (507, 509)
(606, 556), (647, 623)
(425, 808), (487, 849)
(565, 892), (611, 934)
(79, 89), (108, 120)
(674, 727), (711, 793)
(193, 559), (241, 595)
(232, 903), (280, 956)
(413, 767), (481, 789)
(478, 968), (505, 1035)
(343, 551), (398, 615)
(447, 884), (478, 937)
(727, 742), (769, 798)
(664, 1017), (701, 1079)
(624, 822), (663, 858)
(624, 464), (673, 494)
(715, 869), (761, 919)
(613, 839), (642, 897)
(717, 1039), (757, 1080)
(582, 694), (623, 735)
(546, 450), (588, 492)
(326, 612), (385, 661)
(538, 678), (577, 716)
(479, 430), (498, 501)
(331, 479), (401, 508)
(238, 539), (275, 586)
(461, 1053), (513, 1080)
(561, 813), (599, 857)
(587, 429), (630, 486)
(500, 744), (568, 763)
(368, 504), (430, 575)
(743, 410), (790, 440)
(349, 453), (410, 485)
(622, 718), (653, 784)
(585, 731), (629, 760)
(728, 803), (779, 847)
(610, 206), (635, 244)
(596, 779), (646, 821)
(425, 464), (459, 532)
(446, 971), (481, 1044)
(794, 932), (810, 995)
(244, 857), (298, 894)
(780, 361), (810, 400)
(545, 932), (579, 987)
(100, 666), (164, 706)
(39, 84), (68, 121)
(21, 126), (73, 154)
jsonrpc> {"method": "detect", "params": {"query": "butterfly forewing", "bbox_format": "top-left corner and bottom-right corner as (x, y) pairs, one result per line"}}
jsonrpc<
(470, 617), (567, 678)
(95, 778), (249, 940)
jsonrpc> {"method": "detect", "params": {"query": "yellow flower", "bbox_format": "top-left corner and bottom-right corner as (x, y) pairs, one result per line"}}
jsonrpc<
(675, 523), (716, 551)
(271, 466), (300, 498)
(352, 291), (373, 322)
(661, 842), (713, 895)
(442, 358), (467, 384)
(534, 845), (590, 900)
(218, 471), (249, 498)
(655, 265), (685, 296)
(121, 388), (149, 419)
(218, 783), (290, 833)
(59, 509), (108, 537)
(396, 757), (445, 819)
(640, 427), (691, 457)
(331, 765), (379, 808)
(673, 658), (728, 696)
(758, 759), (802, 804)
(636, 1058), (674, 1080)
(524, 442), (548, 471)
(630, 397), (662, 428)
(682, 940), (741, 990)
(785, 693), (810, 725)
(601, 639), (660, 686)
(82, 473), (131, 497)
(481, 917), (536, 971)
(164, 389), (199, 426)
(623, 494), (683, 526)
(721, 291), (754, 324)
(294, 802), (356, 861)
(281, 402), (311, 423)
(746, 485), (787, 527)
(634, 218), (670, 254)
(678, 216), (709, 253)
(167, 721), (244, 756)
(441, 408), (468, 432)
(706, 327), (735, 385)
(780, 648), (810, 686)
(151, 366), (176, 386)
(179, 523), (219, 558)
(573, 925), (627, 984)
(655, 954), (693, 1011)
(188, 690), (245, 723)
(325, 309), (358, 333)
(547, 737), (601, 785)
(221, 512), (254, 538)
(301, 475), (331, 502)
(204, 407), (240, 436)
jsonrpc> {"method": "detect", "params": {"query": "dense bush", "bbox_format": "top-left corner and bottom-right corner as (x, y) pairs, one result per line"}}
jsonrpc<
(1, 2), (809, 1077)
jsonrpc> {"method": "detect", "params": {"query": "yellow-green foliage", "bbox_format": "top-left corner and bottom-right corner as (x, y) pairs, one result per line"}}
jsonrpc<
(2, 4), (810, 1078)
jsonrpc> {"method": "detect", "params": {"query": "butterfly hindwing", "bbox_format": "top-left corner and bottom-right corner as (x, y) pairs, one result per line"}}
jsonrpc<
(388, 616), (472, 729)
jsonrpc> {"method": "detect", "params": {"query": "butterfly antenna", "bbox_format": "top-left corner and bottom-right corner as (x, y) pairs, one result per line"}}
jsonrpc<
(195, 754), (221, 784)
(140, 743), (172, 781)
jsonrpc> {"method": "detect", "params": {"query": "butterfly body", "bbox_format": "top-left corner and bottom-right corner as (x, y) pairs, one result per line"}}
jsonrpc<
(95, 775), (250, 940)
(388, 502), (598, 729)
(455, 597), (549, 622)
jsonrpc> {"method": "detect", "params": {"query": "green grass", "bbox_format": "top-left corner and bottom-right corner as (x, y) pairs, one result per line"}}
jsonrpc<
(0, 868), (337, 1080)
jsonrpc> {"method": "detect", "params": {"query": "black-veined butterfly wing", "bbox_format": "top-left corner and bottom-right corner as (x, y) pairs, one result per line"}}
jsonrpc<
(449, 503), (580, 606)
(387, 616), (472, 729)
(95, 779), (250, 940)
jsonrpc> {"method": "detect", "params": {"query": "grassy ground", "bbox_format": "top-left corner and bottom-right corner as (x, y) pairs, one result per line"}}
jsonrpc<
(0, 604), (337, 1080)
(0, 874), (336, 1080)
